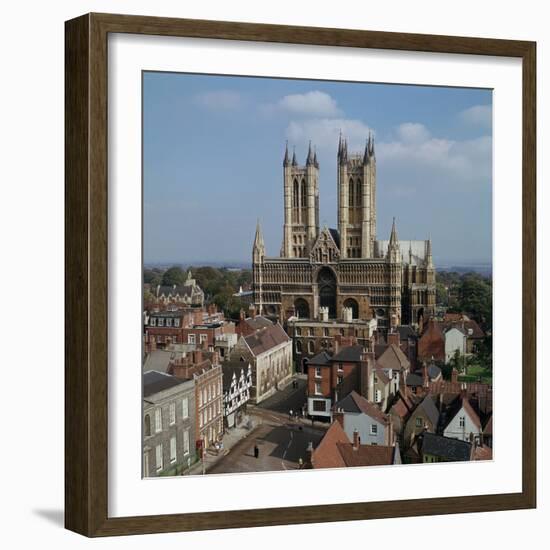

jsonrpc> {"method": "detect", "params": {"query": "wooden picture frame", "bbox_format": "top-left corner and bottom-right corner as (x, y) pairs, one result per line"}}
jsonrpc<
(65, 12), (536, 537)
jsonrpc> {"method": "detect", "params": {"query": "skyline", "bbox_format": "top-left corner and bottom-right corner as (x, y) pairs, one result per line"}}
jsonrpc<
(143, 72), (492, 266)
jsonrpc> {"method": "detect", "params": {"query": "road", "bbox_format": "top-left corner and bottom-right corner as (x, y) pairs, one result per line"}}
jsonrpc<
(208, 376), (326, 474)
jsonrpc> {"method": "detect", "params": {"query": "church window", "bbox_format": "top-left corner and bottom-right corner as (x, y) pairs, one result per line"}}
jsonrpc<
(293, 179), (299, 207)
(356, 179), (362, 206)
(301, 180), (307, 207)
(349, 178), (354, 207)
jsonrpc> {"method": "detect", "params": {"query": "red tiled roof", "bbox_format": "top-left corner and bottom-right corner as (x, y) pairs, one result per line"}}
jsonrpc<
(337, 443), (396, 467)
(311, 421), (348, 469)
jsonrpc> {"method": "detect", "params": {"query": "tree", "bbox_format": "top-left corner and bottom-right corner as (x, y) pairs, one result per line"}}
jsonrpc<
(143, 268), (162, 287)
(161, 266), (187, 287)
(457, 274), (492, 330)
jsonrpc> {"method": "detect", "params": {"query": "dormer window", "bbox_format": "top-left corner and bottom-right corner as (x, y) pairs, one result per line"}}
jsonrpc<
(174, 319), (180, 327)
(157, 318), (164, 327)
(150, 318), (156, 327)
(166, 318), (172, 327)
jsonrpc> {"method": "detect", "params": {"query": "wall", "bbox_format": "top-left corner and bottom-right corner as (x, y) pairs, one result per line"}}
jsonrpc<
(0, 0), (546, 549)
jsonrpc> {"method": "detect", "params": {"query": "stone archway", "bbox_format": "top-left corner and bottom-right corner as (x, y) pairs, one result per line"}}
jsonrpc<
(343, 298), (359, 320)
(317, 267), (337, 318)
(294, 298), (310, 319)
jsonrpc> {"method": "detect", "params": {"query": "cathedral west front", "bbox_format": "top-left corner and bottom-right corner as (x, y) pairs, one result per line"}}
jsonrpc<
(252, 135), (436, 331)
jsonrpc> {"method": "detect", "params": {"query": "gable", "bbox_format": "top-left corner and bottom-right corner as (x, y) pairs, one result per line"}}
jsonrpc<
(310, 227), (340, 263)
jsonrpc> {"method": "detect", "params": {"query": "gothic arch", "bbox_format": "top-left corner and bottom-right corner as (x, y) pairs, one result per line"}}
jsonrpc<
(301, 179), (307, 207)
(356, 178), (362, 206)
(349, 178), (354, 207)
(294, 298), (310, 319)
(317, 266), (337, 318)
(343, 298), (359, 319)
(293, 179), (299, 208)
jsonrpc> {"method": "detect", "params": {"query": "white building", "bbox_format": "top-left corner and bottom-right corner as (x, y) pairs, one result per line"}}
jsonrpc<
(442, 394), (482, 443)
(444, 326), (467, 363)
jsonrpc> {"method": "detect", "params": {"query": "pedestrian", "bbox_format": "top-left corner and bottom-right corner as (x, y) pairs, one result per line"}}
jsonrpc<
(289, 408), (293, 420)
(254, 444), (259, 459)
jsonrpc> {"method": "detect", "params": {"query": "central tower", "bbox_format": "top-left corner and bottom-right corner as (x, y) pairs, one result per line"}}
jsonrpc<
(337, 134), (376, 259)
(281, 142), (320, 258)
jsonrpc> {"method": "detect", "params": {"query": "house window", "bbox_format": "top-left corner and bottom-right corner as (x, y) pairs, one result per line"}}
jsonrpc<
(158, 318), (164, 327)
(200, 334), (208, 344)
(375, 390), (381, 403)
(323, 328), (329, 337)
(144, 414), (151, 436)
(188, 334), (196, 344)
(370, 424), (378, 435)
(150, 318), (156, 327)
(199, 411), (204, 427)
(154, 408), (162, 433)
(308, 341), (315, 354)
(337, 375), (343, 386)
(315, 367), (322, 378)
(295, 327), (301, 336)
(182, 397), (189, 419)
(169, 402), (176, 425)
(308, 327), (314, 337)
(155, 444), (163, 472)
(170, 436), (177, 464)
(166, 318), (173, 327)
(203, 388), (207, 404)
(416, 417), (423, 428)
(337, 363), (344, 373)
(296, 340), (302, 354)
(174, 318), (180, 327)
(313, 400), (326, 412)
(373, 374), (378, 383)
(315, 382), (322, 395)
(183, 429), (190, 455)
(459, 416), (466, 428)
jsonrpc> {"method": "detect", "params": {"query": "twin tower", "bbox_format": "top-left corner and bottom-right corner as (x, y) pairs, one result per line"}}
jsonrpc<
(281, 134), (377, 260)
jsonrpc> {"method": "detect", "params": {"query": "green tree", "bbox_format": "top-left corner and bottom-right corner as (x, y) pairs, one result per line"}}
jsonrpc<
(458, 274), (492, 330)
(161, 266), (187, 287)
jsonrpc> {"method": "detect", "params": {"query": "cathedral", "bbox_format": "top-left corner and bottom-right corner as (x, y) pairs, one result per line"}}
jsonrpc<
(251, 135), (436, 331)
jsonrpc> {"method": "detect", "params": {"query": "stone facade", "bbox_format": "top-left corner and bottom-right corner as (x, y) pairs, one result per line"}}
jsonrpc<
(252, 137), (436, 332)
(143, 371), (196, 477)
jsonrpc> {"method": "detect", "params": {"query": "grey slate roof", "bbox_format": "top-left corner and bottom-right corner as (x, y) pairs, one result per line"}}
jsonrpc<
(329, 228), (341, 249)
(143, 370), (187, 398)
(308, 351), (332, 366)
(406, 373), (424, 387)
(428, 364), (442, 379)
(332, 344), (364, 363)
(417, 395), (440, 428)
(421, 432), (472, 461)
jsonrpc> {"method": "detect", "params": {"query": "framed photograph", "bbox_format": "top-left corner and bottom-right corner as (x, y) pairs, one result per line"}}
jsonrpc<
(65, 13), (536, 537)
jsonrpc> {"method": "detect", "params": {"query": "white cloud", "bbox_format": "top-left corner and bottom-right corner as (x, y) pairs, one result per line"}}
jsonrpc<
(265, 91), (343, 117)
(396, 122), (431, 143)
(286, 118), (371, 151)
(459, 104), (492, 128)
(194, 90), (243, 111)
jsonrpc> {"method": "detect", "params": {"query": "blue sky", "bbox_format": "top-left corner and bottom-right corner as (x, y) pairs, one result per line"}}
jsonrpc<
(143, 72), (492, 267)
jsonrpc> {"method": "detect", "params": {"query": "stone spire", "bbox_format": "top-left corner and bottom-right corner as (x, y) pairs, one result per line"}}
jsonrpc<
(369, 133), (375, 157)
(426, 237), (433, 268)
(363, 137), (370, 164)
(291, 146), (298, 166)
(389, 217), (398, 246)
(254, 219), (265, 250)
(313, 147), (319, 168)
(387, 217), (401, 263)
(306, 141), (314, 166)
(283, 141), (290, 166)
(409, 241), (413, 265)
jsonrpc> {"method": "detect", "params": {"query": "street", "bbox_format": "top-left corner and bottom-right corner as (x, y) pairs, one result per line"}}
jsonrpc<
(207, 376), (326, 474)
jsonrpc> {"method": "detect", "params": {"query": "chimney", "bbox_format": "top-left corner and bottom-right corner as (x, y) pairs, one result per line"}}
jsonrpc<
(239, 308), (245, 322)
(388, 330), (400, 347)
(352, 429), (360, 451)
(249, 304), (257, 318)
(193, 349), (203, 364)
(333, 407), (345, 427)
(360, 350), (375, 399)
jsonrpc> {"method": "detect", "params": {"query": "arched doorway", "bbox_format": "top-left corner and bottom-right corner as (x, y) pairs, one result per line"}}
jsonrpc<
(343, 298), (359, 320)
(294, 298), (310, 319)
(317, 267), (337, 318)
